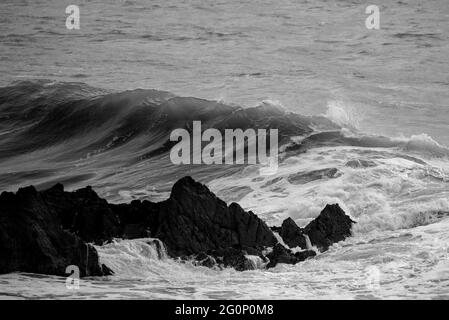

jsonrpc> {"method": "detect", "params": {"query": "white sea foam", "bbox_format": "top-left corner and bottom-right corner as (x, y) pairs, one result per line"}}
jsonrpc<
(2, 218), (448, 299)
(259, 99), (288, 113)
(209, 146), (449, 234)
(96, 238), (169, 279)
(1, 0), (449, 301)
(245, 255), (266, 269)
(323, 100), (362, 132)
(397, 133), (449, 158)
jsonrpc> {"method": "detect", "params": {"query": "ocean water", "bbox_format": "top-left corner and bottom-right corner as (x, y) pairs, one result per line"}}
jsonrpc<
(1, 0), (449, 299)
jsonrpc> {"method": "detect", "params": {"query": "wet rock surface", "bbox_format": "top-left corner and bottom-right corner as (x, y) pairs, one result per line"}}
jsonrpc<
(273, 204), (355, 253)
(154, 177), (277, 257)
(266, 243), (316, 268)
(278, 217), (307, 249)
(0, 176), (355, 276)
(0, 186), (109, 277)
(41, 183), (121, 244)
(303, 204), (355, 251)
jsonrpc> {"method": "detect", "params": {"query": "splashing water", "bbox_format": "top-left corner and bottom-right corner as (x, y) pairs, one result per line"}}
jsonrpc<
(1, 0), (449, 300)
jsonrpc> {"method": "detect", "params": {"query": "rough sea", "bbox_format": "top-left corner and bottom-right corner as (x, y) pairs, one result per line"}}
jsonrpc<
(0, 0), (449, 299)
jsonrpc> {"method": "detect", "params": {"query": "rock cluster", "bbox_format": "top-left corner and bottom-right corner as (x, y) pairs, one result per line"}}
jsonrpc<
(0, 186), (111, 277)
(0, 176), (355, 277)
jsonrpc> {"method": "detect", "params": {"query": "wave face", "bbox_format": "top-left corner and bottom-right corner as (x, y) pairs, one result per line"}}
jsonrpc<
(1, 80), (449, 299)
(0, 80), (329, 199)
(2, 80), (449, 232)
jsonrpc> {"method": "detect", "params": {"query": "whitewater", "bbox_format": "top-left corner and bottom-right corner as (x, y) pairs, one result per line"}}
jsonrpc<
(1, 0), (449, 299)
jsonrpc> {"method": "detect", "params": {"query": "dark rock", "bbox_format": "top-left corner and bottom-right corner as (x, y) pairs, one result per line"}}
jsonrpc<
(106, 176), (277, 271)
(273, 204), (355, 254)
(193, 252), (217, 268)
(122, 224), (151, 239)
(214, 247), (257, 271)
(266, 244), (297, 268)
(294, 250), (316, 261)
(153, 177), (277, 261)
(109, 199), (159, 239)
(241, 245), (264, 257)
(266, 243), (315, 268)
(0, 186), (108, 277)
(303, 204), (355, 251)
(101, 264), (114, 276)
(278, 217), (307, 249)
(41, 184), (121, 244)
(0, 176), (356, 275)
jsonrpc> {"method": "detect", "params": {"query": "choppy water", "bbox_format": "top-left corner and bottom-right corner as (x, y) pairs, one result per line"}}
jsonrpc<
(1, 0), (449, 299)
(1, 0), (448, 143)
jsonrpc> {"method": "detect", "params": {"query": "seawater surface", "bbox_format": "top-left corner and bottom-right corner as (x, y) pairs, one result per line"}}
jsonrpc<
(0, 0), (449, 299)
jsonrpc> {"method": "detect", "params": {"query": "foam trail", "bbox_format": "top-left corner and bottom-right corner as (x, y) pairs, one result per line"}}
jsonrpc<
(209, 145), (449, 234)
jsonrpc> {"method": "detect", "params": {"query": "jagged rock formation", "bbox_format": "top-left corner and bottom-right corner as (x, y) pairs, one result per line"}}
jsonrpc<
(277, 217), (308, 249)
(0, 176), (355, 276)
(41, 183), (121, 244)
(0, 186), (111, 277)
(272, 204), (355, 253)
(155, 177), (277, 256)
(266, 243), (316, 268)
(303, 204), (355, 251)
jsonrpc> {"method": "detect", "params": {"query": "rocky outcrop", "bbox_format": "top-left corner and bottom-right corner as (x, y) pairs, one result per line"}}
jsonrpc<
(41, 183), (121, 244)
(154, 177), (277, 257)
(266, 243), (316, 268)
(109, 199), (157, 240)
(145, 177), (279, 271)
(303, 204), (355, 251)
(0, 176), (355, 276)
(277, 217), (307, 249)
(0, 186), (110, 277)
(274, 203), (355, 253)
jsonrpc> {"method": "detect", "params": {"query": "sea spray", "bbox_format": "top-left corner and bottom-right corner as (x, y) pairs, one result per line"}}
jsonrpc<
(244, 255), (267, 269)
(96, 238), (168, 279)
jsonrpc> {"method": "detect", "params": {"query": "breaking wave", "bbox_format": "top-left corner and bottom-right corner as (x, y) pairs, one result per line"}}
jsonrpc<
(1, 80), (449, 235)
(1, 80), (449, 300)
